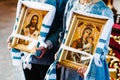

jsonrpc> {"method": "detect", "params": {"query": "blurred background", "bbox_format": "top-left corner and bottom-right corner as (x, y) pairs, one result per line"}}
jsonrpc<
(0, 0), (120, 80)
(0, 0), (25, 80)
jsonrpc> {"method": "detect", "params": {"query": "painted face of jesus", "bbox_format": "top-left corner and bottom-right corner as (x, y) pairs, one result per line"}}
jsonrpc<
(31, 15), (38, 27)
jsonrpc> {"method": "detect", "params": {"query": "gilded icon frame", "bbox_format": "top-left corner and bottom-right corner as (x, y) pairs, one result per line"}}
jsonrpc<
(11, 5), (48, 53)
(58, 11), (108, 70)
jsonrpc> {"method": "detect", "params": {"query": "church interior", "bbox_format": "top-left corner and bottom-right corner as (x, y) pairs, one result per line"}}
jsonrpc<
(103, 0), (120, 80)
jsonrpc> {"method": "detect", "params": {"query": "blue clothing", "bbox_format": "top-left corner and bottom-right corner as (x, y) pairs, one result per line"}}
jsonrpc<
(10, 0), (56, 68)
(31, 0), (69, 65)
(60, 67), (83, 80)
(10, 0), (68, 66)
(10, 0), (68, 79)
(45, 0), (114, 80)
(61, 0), (114, 80)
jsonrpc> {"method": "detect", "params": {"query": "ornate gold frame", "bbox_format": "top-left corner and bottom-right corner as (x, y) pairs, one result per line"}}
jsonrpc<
(58, 11), (108, 70)
(107, 47), (120, 80)
(11, 5), (48, 53)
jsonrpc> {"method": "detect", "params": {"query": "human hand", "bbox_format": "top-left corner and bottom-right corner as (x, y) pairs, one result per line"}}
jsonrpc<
(56, 63), (62, 69)
(77, 66), (87, 78)
(7, 36), (12, 50)
(35, 46), (47, 59)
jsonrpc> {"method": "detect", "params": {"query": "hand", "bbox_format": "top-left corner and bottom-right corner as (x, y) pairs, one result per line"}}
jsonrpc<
(7, 36), (12, 50)
(77, 66), (87, 78)
(56, 63), (62, 69)
(35, 46), (47, 59)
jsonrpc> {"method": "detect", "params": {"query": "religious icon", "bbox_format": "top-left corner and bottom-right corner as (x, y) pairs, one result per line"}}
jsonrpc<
(11, 5), (48, 53)
(58, 11), (108, 70)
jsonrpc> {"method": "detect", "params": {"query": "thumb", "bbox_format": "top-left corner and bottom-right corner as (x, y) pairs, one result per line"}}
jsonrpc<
(36, 47), (47, 59)
(36, 49), (45, 59)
